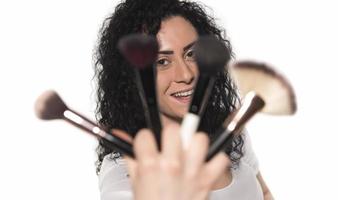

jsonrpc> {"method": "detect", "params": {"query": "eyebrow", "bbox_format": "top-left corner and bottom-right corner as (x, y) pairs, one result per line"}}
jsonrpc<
(183, 41), (196, 51)
(158, 41), (196, 55)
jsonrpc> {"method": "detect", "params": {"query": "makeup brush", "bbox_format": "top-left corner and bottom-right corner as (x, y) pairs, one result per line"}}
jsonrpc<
(230, 61), (297, 115)
(206, 91), (265, 161)
(118, 34), (162, 150)
(180, 36), (230, 149)
(34, 90), (134, 157)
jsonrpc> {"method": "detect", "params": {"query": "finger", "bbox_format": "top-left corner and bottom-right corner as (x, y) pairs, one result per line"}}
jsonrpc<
(184, 132), (209, 176)
(133, 128), (158, 161)
(160, 124), (183, 177)
(203, 152), (231, 185)
(162, 124), (183, 162)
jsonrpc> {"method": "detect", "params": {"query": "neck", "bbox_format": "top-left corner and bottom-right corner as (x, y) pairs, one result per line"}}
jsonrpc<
(212, 168), (232, 190)
(160, 113), (182, 127)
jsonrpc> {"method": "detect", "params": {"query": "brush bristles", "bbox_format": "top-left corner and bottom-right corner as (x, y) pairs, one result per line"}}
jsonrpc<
(230, 61), (297, 115)
(195, 36), (230, 75)
(34, 90), (68, 120)
(118, 34), (159, 69)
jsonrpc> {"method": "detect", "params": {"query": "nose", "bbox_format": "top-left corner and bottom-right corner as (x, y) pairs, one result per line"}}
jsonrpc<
(173, 59), (196, 84)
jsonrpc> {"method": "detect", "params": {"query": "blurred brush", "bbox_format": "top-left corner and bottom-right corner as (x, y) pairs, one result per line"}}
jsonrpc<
(34, 90), (134, 157)
(230, 61), (297, 115)
(206, 92), (265, 161)
(180, 36), (230, 149)
(118, 34), (162, 150)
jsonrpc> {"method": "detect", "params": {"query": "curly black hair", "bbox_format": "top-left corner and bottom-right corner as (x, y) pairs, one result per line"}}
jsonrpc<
(94, 0), (243, 174)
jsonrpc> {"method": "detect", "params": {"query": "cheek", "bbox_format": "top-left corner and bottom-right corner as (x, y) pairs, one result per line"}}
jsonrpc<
(156, 72), (171, 96)
(156, 74), (170, 113)
(190, 62), (199, 76)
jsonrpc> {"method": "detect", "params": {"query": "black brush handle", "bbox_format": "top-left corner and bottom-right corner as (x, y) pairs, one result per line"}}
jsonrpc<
(103, 133), (135, 158)
(206, 127), (233, 161)
(189, 75), (215, 115)
(63, 113), (135, 158)
(205, 93), (265, 161)
(138, 66), (162, 149)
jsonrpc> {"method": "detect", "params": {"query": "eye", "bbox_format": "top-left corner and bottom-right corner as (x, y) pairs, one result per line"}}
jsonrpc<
(185, 49), (195, 61)
(157, 58), (171, 67)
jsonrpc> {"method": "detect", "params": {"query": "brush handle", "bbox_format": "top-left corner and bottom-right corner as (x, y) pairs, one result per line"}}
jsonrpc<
(180, 113), (200, 149)
(206, 127), (233, 161)
(205, 92), (265, 161)
(135, 67), (162, 150)
(102, 133), (134, 157)
(63, 109), (134, 157)
(189, 75), (215, 115)
(118, 34), (162, 149)
(225, 93), (265, 132)
(140, 67), (162, 138)
(180, 76), (215, 149)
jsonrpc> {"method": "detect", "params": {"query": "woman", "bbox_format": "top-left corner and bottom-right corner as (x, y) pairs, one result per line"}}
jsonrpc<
(94, 0), (273, 199)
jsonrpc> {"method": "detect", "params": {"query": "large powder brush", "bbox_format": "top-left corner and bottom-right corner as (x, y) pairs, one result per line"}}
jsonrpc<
(229, 61), (297, 115)
(206, 61), (297, 160)
(118, 34), (162, 150)
(34, 90), (134, 157)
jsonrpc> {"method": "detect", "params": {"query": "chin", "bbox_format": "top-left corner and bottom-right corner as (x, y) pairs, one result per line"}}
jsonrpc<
(160, 104), (189, 123)
(161, 111), (184, 124)
(175, 110), (187, 120)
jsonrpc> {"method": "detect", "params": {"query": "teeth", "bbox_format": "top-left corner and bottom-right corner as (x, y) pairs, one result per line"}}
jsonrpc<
(173, 90), (194, 97)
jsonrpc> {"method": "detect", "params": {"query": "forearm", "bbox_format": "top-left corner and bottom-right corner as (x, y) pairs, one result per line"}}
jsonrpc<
(256, 172), (274, 200)
(263, 190), (274, 200)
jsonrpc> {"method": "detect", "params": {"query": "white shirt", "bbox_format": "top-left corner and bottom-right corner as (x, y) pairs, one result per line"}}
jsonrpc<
(98, 133), (264, 200)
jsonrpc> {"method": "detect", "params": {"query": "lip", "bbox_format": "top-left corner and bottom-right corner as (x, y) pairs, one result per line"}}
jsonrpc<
(169, 88), (194, 105)
(170, 95), (192, 104)
(170, 88), (194, 96)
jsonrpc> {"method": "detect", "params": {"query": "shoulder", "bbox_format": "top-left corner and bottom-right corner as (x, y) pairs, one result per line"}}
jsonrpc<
(99, 154), (132, 198)
(210, 161), (264, 200)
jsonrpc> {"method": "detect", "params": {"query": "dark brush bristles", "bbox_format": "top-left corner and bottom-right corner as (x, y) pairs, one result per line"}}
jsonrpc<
(194, 36), (230, 75)
(34, 90), (68, 120)
(118, 34), (159, 69)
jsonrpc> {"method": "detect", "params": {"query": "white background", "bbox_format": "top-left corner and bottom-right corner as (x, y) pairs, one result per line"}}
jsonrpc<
(0, 0), (337, 199)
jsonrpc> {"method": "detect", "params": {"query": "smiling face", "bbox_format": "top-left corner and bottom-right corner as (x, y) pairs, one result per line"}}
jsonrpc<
(156, 16), (199, 126)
